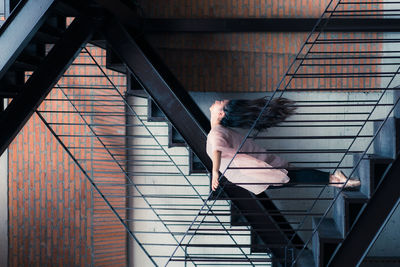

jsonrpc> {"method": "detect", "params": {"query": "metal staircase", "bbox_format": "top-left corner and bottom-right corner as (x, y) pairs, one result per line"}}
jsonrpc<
(34, 44), (271, 266)
(2, 0), (400, 266)
(0, 0), (102, 155)
(159, 1), (400, 266)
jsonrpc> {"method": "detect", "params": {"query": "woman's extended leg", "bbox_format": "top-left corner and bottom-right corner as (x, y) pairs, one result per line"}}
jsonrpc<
(268, 169), (360, 189)
(287, 169), (330, 185)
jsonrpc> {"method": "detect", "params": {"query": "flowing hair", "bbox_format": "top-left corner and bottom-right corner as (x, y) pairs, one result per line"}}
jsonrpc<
(220, 97), (296, 131)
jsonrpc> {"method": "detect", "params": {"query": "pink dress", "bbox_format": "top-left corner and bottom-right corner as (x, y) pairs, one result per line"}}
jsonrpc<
(206, 125), (290, 195)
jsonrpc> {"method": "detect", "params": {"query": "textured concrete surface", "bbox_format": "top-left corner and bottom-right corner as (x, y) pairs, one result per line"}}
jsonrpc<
(1, 99), (8, 267)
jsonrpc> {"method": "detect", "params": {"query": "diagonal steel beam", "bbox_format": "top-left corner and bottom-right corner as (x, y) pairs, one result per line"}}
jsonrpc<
(0, 15), (101, 156)
(0, 0), (56, 80)
(103, 18), (211, 164)
(103, 17), (304, 259)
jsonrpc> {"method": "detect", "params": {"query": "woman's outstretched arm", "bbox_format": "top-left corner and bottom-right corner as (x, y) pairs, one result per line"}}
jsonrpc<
(212, 150), (222, 191)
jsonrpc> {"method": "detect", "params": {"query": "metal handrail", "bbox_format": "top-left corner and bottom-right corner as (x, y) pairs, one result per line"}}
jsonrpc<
(166, 0), (400, 266)
(36, 45), (264, 266)
(165, 0), (341, 265)
(82, 46), (255, 265)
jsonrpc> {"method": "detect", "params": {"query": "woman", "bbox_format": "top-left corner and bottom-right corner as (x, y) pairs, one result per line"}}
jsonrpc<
(207, 97), (360, 194)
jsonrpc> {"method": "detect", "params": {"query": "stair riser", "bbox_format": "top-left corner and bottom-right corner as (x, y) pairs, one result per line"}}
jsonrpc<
(373, 117), (400, 159)
(353, 155), (391, 197)
(106, 45), (126, 74)
(312, 218), (342, 267)
(334, 198), (367, 238)
(0, 71), (25, 86)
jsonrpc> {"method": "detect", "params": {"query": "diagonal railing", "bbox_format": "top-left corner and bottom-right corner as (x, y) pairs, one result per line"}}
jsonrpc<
(11, 1), (400, 266)
(34, 44), (270, 266)
(166, 0), (400, 266)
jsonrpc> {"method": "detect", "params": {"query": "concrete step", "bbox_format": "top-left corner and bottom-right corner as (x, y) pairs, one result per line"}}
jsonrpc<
(312, 217), (343, 267)
(373, 117), (400, 159)
(333, 189), (368, 238)
(353, 154), (392, 197)
(147, 98), (167, 122)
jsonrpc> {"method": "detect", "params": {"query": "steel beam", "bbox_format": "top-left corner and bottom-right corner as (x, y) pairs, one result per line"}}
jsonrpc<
(103, 17), (304, 259)
(103, 19), (211, 161)
(328, 155), (400, 267)
(223, 179), (304, 260)
(0, 0), (55, 80)
(140, 18), (400, 33)
(0, 15), (101, 156)
(101, 18), (400, 33)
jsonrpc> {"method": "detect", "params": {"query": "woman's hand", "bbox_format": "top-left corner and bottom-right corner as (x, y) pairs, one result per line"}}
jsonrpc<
(211, 150), (222, 191)
(212, 170), (219, 191)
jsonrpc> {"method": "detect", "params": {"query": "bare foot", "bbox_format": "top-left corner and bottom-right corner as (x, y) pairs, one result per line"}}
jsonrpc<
(330, 170), (360, 188)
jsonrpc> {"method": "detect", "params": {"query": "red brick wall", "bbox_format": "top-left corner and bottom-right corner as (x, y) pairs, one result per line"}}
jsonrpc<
(137, 0), (332, 18)
(149, 33), (382, 92)
(8, 102), (93, 266)
(59, 46), (128, 266)
(148, 32), (308, 92)
(141, 0), (383, 92)
(8, 46), (127, 266)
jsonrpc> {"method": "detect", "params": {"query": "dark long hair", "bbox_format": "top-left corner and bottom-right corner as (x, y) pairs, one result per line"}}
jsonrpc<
(220, 97), (296, 131)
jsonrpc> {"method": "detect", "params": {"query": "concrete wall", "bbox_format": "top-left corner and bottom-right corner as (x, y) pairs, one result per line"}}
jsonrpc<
(127, 96), (271, 266)
(0, 99), (8, 267)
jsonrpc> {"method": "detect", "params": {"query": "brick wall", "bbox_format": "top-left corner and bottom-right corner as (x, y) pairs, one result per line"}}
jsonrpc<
(58, 46), (128, 266)
(141, 0), (382, 92)
(8, 103), (93, 266)
(8, 46), (127, 266)
(137, 0), (332, 18)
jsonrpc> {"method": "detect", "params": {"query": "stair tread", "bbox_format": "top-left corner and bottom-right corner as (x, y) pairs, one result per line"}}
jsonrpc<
(53, 1), (80, 17)
(40, 23), (64, 38)
(11, 61), (38, 71)
(0, 83), (21, 97)
(33, 31), (61, 44)
(363, 154), (393, 161)
(313, 217), (342, 242)
(18, 53), (44, 66)
(341, 191), (368, 201)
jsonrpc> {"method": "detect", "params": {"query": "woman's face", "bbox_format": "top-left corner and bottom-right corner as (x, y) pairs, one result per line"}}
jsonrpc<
(209, 100), (229, 120)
